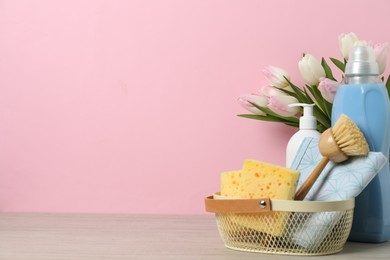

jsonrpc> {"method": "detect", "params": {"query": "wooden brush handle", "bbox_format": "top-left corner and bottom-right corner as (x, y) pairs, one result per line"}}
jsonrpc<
(294, 157), (330, 201)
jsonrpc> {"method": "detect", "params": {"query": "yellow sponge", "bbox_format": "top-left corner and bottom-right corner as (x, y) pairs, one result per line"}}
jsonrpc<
(240, 159), (299, 200)
(220, 159), (300, 236)
(221, 170), (242, 198)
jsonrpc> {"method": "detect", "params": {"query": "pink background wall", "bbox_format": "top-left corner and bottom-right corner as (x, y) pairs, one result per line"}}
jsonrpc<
(0, 0), (389, 214)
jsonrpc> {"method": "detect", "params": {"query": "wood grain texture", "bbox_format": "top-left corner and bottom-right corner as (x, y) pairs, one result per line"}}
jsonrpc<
(294, 157), (329, 200)
(0, 213), (389, 259)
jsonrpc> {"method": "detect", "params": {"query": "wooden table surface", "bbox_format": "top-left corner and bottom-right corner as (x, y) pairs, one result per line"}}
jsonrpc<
(0, 213), (389, 259)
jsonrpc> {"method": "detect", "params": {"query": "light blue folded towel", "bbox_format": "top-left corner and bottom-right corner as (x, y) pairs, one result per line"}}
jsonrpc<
(290, 137), (387, 249)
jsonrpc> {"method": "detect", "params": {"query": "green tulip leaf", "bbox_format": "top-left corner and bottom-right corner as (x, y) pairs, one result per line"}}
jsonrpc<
(312, 84), (332, 119)
(302, 87), (314, 102)
(313, 106), (331, 129)
(321, 58), (336, 81)
(283, 76), (310, 103)
(324, 99), (333, 119)
(386, 75), (390, 99)
(276, 87), (296, 97)
(305, 85), (325, 109)
(237, 114), (299, 127)
(248, 101), (299, 124)
(330, 57), (346, 72)
(284, 121), (300, 127)
(303, 86), (331, 129)
(317, 124), (327, 133)
(238, 114), (276, 121)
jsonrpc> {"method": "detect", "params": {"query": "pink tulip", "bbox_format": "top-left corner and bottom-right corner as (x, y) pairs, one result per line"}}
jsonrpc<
(258, 85), (286, 98)
(262, 66), (291, 88)
(318, 77), (339, 103)
(374, 42), (388, 75)
(238, 94), (268, 116)
(267, 95), (299, 117)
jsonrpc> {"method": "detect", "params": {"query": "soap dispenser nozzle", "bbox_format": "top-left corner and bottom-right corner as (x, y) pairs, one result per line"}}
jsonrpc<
(288, 103), (317, 130)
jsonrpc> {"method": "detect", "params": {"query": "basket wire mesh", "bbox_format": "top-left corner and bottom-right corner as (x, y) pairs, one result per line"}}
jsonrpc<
(206, 195), (354, 256)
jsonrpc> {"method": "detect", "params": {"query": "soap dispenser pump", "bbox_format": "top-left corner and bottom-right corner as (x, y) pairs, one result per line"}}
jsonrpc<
(286, 103), (321, 168)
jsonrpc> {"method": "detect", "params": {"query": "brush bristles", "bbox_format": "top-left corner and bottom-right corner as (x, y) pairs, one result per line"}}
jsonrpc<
(332, 114), (369, 156)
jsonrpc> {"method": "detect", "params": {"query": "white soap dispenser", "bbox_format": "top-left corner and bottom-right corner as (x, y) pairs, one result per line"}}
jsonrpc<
(286, 103), (321, 168)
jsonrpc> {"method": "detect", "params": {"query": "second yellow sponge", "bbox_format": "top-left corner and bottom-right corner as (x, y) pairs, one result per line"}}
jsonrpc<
(240, 159), (299, 200)
(220, 159), (300, 236)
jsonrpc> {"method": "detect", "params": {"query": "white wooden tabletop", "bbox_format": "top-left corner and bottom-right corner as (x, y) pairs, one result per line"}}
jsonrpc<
(0, 213), (389, 259)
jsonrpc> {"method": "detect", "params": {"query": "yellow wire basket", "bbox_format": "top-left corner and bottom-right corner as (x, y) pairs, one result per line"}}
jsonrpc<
(205, 192), (354, 256)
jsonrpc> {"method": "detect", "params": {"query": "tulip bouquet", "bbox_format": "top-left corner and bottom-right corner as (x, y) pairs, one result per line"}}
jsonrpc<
(238, 32), (390, 133)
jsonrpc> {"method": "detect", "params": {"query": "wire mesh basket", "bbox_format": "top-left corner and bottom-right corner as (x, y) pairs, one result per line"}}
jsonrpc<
(205, 192), (354, 256)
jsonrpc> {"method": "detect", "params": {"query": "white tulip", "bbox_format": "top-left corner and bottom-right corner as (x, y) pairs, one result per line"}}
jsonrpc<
(374, 42), (389, 75)
(339, 32), (359, 60)
(298, 54), (326, 86)
(354, 40), (367, 47)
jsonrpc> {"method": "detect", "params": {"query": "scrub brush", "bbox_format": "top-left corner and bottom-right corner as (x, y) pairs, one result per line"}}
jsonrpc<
(294, 114), (369, 201)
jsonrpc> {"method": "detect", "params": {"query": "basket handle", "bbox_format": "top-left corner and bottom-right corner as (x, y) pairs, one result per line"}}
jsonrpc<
(204, 196), (272, 213)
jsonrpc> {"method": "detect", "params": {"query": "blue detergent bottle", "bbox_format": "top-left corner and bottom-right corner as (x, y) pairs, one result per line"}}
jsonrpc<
(332, 45), (390, 242)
